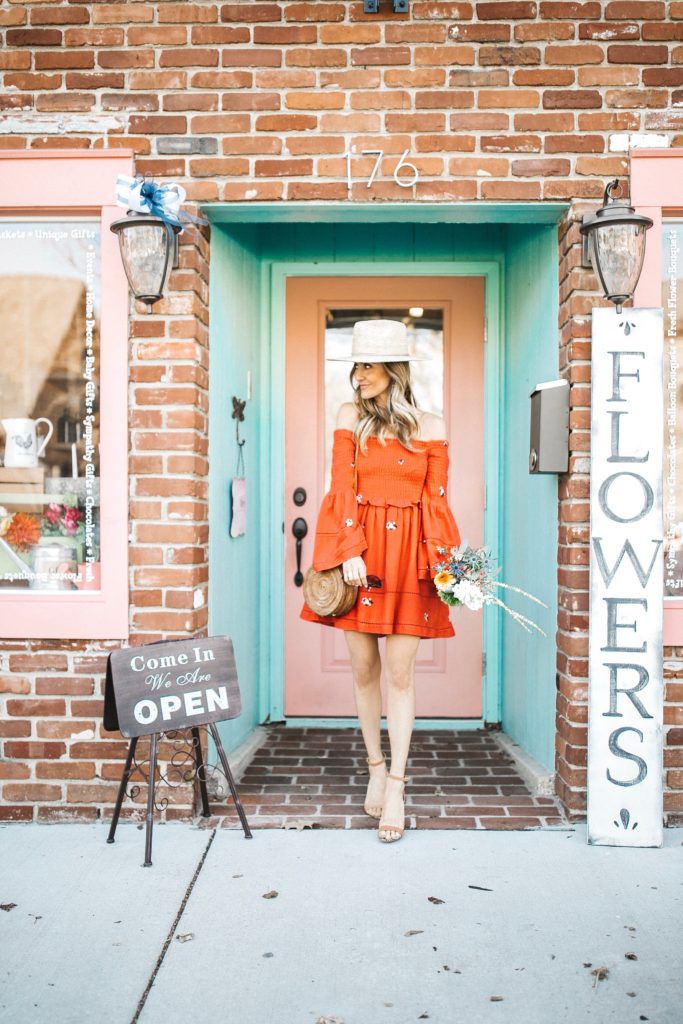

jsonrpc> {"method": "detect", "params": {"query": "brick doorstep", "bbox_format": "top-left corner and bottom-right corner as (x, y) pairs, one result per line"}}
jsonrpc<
(196, 725), (570, 831)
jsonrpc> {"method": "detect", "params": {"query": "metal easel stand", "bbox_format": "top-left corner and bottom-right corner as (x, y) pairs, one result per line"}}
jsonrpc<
(107, 724), (252, 867)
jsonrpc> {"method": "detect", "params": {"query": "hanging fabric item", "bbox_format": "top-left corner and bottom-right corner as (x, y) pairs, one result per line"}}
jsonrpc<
(230, 396), (247, 538)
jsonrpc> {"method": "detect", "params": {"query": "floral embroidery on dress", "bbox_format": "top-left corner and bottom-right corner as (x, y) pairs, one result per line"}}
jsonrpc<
(356, 494), (363, 503)
(386, 521), (397, 531)
(361, 596), (373, 607)
(398, 458), (404, 465)
(424, 611), (429, 622)
(439, 486), (445, 497)
(345, 518), (354, 527)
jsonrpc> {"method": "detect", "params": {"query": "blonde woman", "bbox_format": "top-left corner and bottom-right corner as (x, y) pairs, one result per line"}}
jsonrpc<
(301, 319), (462, 842)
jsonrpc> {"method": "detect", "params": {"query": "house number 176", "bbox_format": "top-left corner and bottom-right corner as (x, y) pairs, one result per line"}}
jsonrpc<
(345, 148), (420, 192)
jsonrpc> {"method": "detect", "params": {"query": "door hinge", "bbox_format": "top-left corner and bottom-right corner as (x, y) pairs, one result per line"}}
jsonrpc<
(482, 652), (487, 676)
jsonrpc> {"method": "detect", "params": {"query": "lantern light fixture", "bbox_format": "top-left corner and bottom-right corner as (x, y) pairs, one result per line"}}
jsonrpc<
(580, 179), (653, 314)
(110, 211), (181, 314)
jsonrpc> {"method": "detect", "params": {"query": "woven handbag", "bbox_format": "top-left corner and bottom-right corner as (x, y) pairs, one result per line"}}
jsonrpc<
(303, 438), (364, 618)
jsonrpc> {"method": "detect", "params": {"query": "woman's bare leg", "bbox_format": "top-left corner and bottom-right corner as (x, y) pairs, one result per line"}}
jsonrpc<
(379, 633), (420, 840)
(343, 629), (386, 816)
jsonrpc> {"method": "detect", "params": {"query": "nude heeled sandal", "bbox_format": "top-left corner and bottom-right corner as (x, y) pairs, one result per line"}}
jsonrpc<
(364, 756), (386, 819)
(378, 772), (407, 843)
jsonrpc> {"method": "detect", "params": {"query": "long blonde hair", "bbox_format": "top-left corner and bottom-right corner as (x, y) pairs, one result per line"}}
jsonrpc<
(349, 361), (420, 452)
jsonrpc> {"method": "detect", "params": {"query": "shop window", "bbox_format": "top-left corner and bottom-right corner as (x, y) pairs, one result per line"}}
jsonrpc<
(0, 219), (102, 594)
(663, 219), (683, 598)
(0, 151), (131, 639)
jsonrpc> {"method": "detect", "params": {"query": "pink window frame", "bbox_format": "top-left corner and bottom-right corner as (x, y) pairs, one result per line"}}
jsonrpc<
(0, 149), (133, 640)
(632, 149), (683, 645)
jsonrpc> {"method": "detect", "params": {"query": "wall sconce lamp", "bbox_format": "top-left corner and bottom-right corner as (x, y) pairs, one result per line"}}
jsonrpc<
(110, 212), (181, 314)
(580, 179), (653, 314)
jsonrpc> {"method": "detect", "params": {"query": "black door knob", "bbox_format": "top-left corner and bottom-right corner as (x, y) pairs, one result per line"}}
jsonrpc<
(292, 517), (308, 586)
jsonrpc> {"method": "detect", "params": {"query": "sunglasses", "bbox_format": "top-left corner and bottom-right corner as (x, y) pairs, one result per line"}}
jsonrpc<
(365, 575), (383, 590)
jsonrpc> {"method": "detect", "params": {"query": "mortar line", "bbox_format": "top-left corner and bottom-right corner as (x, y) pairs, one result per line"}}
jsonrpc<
(130, 828), (218, 1024)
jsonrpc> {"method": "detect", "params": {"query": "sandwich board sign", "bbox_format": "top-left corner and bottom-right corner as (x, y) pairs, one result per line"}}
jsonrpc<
(104, 635), (241, 738)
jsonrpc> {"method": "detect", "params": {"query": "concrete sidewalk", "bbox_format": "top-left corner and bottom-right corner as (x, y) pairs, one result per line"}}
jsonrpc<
(1, 823), (681, 1024)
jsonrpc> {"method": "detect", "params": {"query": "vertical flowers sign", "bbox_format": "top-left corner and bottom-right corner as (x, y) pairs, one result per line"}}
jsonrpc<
(588, 307), (664, 847)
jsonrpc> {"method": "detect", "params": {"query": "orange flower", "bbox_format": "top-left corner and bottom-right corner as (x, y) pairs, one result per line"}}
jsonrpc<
(5, 512), (41, 551)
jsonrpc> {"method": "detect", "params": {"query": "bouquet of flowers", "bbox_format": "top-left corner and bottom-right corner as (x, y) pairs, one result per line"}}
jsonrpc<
(433, 541), (548, 636)
(42, 501), (83, 539)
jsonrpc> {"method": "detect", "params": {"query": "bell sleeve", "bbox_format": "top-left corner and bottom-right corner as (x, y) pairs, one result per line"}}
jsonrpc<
(311, 429), (367, 572)
(419, 441), (462, 580)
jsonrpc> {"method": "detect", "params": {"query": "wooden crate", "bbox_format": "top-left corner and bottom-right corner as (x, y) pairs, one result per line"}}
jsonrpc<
(0, 467), (46, 514)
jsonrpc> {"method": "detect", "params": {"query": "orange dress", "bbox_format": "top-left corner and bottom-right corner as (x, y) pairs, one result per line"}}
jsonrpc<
(300, 427), (462, 639)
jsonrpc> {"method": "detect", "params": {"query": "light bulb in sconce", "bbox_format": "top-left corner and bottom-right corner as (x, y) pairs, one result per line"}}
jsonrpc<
(409, 307), (424, 318)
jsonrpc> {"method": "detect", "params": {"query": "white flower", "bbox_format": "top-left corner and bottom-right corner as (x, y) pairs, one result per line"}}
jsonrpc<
(424, 612), (429, 622)
(439, 486), (445, 497)
(386, 521), (397, 531)
(345, 518), (354, 527)
(356, 494), (363, 503)
(451, 580), (486, 611)
(398, 458), (404, 465)
(361, 596), (373, 607)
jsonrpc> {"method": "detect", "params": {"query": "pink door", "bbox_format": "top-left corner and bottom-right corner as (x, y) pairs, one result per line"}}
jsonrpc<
(285, 277), (486, 718)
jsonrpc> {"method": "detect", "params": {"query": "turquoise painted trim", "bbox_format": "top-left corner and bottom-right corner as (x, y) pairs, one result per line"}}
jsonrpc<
(203, 201), (568, 226)
(284, 717), (486, 730)
(264, 259), (502, 728)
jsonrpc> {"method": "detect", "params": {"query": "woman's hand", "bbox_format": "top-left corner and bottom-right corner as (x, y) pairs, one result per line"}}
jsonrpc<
(342, 556), (367, 588)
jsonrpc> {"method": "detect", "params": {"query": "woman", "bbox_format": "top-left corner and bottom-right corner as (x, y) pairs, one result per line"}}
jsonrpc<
(300, 319), (462, 843)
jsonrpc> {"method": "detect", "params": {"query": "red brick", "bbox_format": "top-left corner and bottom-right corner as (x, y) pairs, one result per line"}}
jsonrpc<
(481, 133), (541, 150)
(0, 7), (26, 26)
(4, 72), (61, 90)
(479, 44), (540, 64)
(579, 21), (639, 40)
(32, 7), (88, 25)
(6, 28), (62, 46)
(259, 69), (316, 87)
(615, 43), (669, 64)
(448, 22), (510, 40)
(476, 2), (537, 18)
(514, 69), (574, 85)
(284, 2), (345, 20)
(545, 133), (604, 152)
(224, 48), (283, 67)
(160, 48), (219, 68)
(512, 156), (571, 176)
(386, 24), (447, 43)
(158, 3), (218, 22)
(286, 92), (343, 110)
(540, 1), (601, 13)
(413, 2), (475, 15)
(35, 93), (95, 112)
(256, 113), (318, 131)
(0, 806), (33, 822)
(253, 25), (316, 43)
(481, 180), (541, 198)
(98, 50), (155, 69)
(128, 27), (188, 45)
(606, 88), (668, 107)
(386, 69), (446, 86)
(4, 741), (66, 759)
(414, 45), (474, 65)
(36, 762), (96, 781)
(578, 67), (639, 85)
(605, 1), (664, 17)
(66, 72), (125, 88)
(543, 90), (602, 108)
(479, 89), (539, 106)
(450, 156), (509, 175)
(93, 5), (154, 24)
(321, 24), (381, 44)
(101, 93), (159, 112)
(546, 44), (605, 63)
(63, 28), (124, 46)
(4, 784), (62, 803)
(129, 115), (187, 134)
(415, 90), (474, 108)
(191, 71), (252, 89)
(516, 22), (574, 39)
(35, 51), (94, 70)
(9, 654), (69, 672)
(0, 675), (30, 694)
(452, 112), (510, 128)
(165, 94), (218, 111)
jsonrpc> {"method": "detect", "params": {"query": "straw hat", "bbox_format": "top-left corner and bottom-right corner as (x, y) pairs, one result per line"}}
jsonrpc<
(328, 318), (428, 362)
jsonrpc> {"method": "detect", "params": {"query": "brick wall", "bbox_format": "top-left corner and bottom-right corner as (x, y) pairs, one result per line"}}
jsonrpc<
(1, 0), (682, 823)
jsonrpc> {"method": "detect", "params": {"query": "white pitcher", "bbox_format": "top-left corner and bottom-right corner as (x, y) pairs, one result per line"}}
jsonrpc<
(1, 417), (53, 468)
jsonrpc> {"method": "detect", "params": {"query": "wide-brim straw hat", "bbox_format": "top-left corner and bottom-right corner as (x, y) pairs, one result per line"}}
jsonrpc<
(327, 318), (430, 362)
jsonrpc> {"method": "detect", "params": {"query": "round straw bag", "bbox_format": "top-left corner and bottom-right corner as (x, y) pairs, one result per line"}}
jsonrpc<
(303, 566), (358, 618)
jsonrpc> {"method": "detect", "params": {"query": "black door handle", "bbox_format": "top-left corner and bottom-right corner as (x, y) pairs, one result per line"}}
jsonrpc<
(292, 517), (308, 586)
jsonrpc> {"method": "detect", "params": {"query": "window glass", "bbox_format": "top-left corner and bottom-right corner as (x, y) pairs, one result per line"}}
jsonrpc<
(663, 221), (683, 597)
(0, 220), (101, 592)
(323, 307), (444, 491)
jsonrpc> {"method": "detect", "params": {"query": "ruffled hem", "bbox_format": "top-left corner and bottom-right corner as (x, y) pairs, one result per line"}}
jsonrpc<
(300, 603), (455, 640)
(356, 496), (420, 509)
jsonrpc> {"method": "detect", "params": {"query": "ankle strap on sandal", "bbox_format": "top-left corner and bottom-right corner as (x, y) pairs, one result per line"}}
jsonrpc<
(366, 756), (385, 766)
(387, 772), (407, 781)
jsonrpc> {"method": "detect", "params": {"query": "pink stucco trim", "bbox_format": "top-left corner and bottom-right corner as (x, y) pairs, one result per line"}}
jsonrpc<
(632, 149), (683, 645)
(0, 151), (133, 639)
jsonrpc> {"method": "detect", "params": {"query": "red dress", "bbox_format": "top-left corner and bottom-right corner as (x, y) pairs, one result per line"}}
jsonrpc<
(300, 428), (462, 639)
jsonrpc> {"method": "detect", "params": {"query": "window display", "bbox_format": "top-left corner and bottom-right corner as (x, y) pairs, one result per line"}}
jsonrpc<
(0, 220), (101, 592)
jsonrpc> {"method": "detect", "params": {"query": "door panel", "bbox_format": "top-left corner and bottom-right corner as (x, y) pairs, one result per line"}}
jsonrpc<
(285, 277), (485, 718)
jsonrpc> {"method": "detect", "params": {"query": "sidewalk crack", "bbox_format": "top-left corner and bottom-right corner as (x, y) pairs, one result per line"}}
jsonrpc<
(131, 829), (217, 1023)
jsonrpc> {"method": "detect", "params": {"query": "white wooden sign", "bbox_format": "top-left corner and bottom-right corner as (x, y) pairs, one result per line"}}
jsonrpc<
(588, 307), (664, 847)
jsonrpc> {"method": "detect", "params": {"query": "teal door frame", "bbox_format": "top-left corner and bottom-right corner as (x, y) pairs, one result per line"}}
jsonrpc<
(261, 259), (502, 730)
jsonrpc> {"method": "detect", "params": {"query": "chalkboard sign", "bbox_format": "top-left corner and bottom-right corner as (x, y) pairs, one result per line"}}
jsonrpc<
(104, 636), (242, 738)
